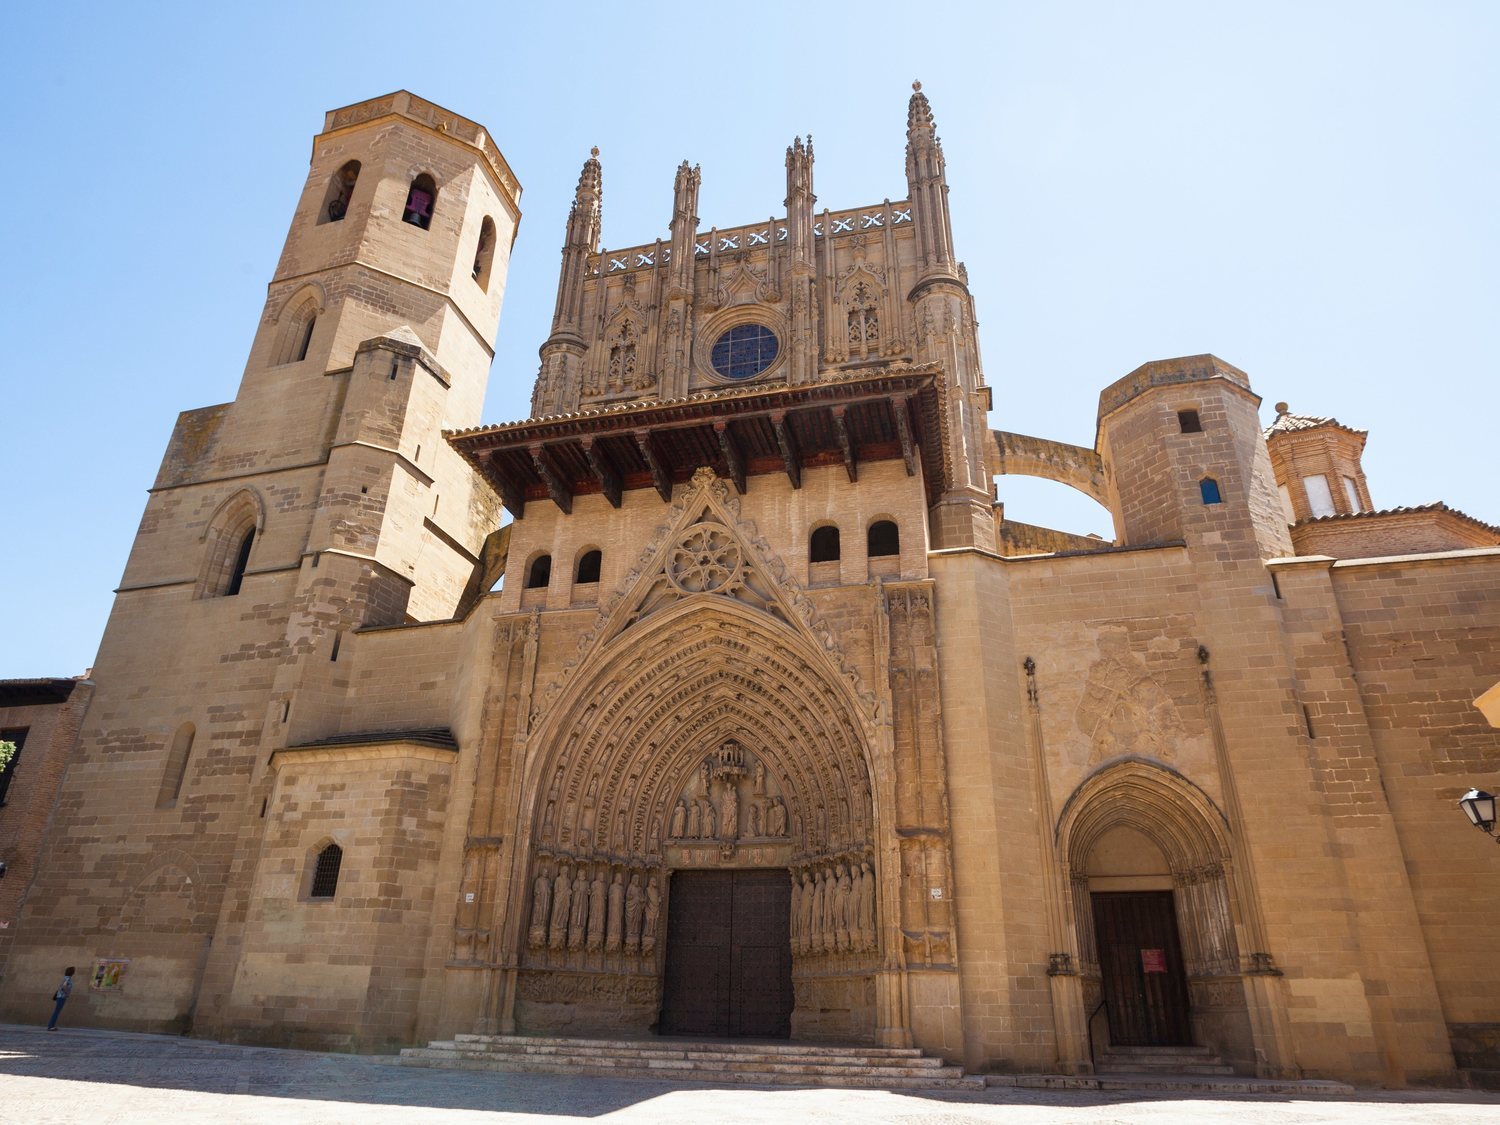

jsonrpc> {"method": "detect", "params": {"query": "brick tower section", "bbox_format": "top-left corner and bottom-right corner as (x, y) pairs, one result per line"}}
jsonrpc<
(0, 93), (520, 1036)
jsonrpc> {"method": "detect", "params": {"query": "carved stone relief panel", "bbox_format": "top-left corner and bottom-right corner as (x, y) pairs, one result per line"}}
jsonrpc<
(667, 739), (791, 846)
(523, 855), (666, 976)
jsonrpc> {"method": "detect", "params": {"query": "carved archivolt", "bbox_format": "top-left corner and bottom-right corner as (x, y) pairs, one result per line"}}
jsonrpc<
(1058, 759), (1241, 978)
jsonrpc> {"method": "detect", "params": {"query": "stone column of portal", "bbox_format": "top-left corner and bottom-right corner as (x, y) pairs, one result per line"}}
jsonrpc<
(904, 82), (996, 550)
(534, 149), (602, 417)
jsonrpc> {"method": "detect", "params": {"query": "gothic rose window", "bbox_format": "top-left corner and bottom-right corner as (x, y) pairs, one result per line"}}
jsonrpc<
(710, 323), (779, 380)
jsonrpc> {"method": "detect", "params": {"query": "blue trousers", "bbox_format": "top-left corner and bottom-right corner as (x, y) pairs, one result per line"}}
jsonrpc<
(47, 995), (66, 1029)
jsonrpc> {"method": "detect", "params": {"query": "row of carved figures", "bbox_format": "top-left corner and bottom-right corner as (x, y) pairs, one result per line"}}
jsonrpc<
(528, 861), (662, 957)
(791, 859), (876, 955)
(668, 793), (788, 841)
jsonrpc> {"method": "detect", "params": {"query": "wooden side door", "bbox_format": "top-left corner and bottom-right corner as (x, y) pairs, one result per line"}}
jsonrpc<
(1092, 890), (1193, 1046)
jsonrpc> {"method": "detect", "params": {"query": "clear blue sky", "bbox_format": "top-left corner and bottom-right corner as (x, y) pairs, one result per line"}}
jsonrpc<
(3, 2), (1496, 678)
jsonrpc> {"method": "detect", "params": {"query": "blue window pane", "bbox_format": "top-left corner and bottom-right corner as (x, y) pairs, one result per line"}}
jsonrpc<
(1200, 478), (1222, 505)
(711, 324), (779, 379)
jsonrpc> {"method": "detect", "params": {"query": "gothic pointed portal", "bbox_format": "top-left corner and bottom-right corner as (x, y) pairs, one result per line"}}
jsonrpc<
(508, 469), (881, 1039)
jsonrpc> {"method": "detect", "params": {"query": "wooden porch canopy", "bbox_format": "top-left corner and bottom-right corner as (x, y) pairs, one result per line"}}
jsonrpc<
(446, 369), (949, 519)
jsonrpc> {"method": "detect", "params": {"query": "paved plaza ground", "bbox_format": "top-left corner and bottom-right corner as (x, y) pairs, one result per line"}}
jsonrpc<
(0, 1023), (1495, 1124)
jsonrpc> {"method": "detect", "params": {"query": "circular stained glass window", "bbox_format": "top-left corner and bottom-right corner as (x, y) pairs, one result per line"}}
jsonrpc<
(710, 323), (779, 380)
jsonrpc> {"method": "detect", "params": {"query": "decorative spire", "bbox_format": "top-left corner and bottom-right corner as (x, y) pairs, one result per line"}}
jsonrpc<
(907, 79), (936, 138)
(574, 146), (602, 206)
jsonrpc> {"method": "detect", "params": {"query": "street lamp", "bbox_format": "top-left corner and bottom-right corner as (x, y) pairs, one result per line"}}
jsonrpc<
(1458, 789), (1497, 841)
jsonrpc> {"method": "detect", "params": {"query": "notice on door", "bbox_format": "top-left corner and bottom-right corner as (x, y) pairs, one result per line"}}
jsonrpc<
(1140, 948), (1167, 974)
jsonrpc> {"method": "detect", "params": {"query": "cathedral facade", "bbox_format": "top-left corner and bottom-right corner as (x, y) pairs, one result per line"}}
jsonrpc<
(2, 88), (1497, 1086)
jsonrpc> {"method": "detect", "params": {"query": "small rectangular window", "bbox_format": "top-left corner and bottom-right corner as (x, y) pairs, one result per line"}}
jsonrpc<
(1177, 409), (1202, 433)
(1342, 476), (1362, 513)
(1303, 474), (1335, 518)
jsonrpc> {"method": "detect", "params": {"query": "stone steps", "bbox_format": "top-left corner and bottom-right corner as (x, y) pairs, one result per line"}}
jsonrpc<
(399, 1034), (985, 1089)
(1096, 1044), (1235, 1075)
(986, 1073), (1356, 1096)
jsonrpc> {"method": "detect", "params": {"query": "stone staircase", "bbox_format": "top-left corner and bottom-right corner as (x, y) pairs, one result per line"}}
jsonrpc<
(1095, 1044), (1236, 1075)
(399, 1033), (986, 1089)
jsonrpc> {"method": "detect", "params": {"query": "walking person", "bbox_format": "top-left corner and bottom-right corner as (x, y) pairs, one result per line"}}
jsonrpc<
(46, 967), (75, 1030)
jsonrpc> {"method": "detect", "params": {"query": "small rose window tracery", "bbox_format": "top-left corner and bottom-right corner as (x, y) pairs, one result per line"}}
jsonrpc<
(668, 524), (742, 594)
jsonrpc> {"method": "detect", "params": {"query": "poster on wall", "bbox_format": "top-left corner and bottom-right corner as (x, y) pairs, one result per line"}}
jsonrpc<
(1140, 948), (1167, 974)
(91, 958), (130, 991)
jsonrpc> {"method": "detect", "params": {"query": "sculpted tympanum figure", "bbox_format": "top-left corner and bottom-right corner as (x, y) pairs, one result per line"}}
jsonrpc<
(768, 797), (787, 837)
(669, 800), (687, 839)
(747, 800), (763, 837)
(719, 781), (738, 840)
(687, 799), (703, 839)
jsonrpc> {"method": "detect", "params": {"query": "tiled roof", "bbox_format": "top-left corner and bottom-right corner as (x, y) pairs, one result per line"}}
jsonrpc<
(1264, 402), (1367, 439)
(1297, 502), (1500, 538)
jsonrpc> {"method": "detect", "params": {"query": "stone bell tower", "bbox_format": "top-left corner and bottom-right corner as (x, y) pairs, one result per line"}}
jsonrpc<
(0, 93), (523, 1034)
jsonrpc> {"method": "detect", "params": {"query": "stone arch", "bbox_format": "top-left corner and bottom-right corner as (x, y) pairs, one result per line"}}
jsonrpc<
(271, 284), (325, 366)
(511, 596), (885, 1038)
(196, 488), (265, 599)
(1057, 758), (1249, 1060)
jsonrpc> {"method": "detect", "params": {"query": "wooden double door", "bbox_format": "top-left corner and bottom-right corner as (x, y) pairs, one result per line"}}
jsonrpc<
(1092, 891), (1193, 1046)
(659, 869), (793, 1038)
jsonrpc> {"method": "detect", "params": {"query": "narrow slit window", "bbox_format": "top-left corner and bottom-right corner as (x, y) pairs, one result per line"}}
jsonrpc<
(310, 843), (343, 899)
(810, 525), (841, 563)
(295, 315), (316, 362)
(473, 216), (496, 288)
(403, 174), (437, 229)
(225, 529), (255, 596)
(575, 549), (601, 584)
(155, 723), (195, 809)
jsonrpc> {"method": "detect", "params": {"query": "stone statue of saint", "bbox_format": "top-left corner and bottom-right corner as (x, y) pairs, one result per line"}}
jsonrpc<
(834, 863), (854, 951)
(687, 799), (703, 839)
(768, 797), (788, 837)
(855, 861), (876, 950)
(624, 873), (644, 953)
(703, 799), (718, 838)
(812, 868), (829, 953)
(529, 869), (552, 948)
(642, 881), (662, 954)
(752, 758), (766, 795)
(549, 867), (571, 950)
(586, 869), (607, 951)
(789, 871), (802, 950)
(719, 782), (738, 840)
(669, 800), (687, 839)
(798, 871), (815, 952)
(747, 800), (763, 838)
(606, 871), (625, 952)
(567, 868), (589, 951)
